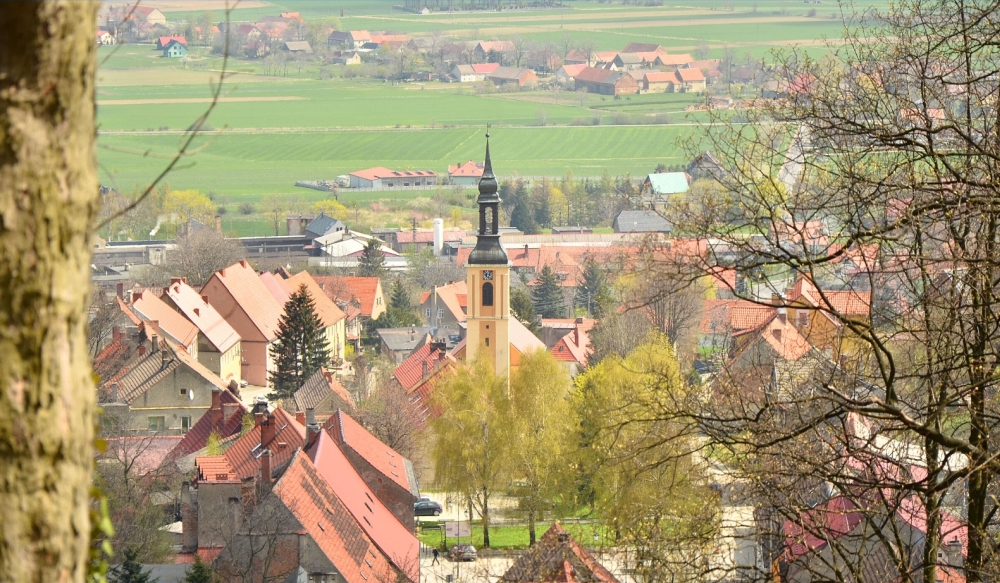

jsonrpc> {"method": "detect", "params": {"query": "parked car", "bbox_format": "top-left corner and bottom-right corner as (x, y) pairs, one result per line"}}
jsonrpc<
(414, 499), (443, 516)
(449, 544), (477, 562)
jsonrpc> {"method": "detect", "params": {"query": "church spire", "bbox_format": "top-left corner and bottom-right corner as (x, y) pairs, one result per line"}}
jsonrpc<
(468, 130), (508, 265)
(477, 130), (499, 204)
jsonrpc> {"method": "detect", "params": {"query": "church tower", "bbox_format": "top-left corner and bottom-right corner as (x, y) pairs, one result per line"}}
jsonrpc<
(465, 134), (511, 377)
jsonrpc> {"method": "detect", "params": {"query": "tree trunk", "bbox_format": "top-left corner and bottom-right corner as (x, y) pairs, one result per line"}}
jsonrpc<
(528, 508), (536, 546)
(0, 2), (99, 582)
(482, 487), (490, 548)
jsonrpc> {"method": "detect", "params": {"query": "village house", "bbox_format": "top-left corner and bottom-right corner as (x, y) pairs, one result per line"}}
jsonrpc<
(96, 30), (115, 45)
(391, 340), (457, 423)
(418, 280), (467, 331)
(156, 36), (186, 50)
(200, 260), (284, 387)
(127, 290), (200, 356)
(543, 317), (596, 377)
(160, 279), (243, 384)
(612, 209), (673, 234)
(293, 367), (355, 419)
(698, 299), (778, 355)
(165, 387), (246, 471)
(674, 67), (707, 92)
(555, 63), (587, 84)
(643, 171), (690, 208)
(563, 48), (591, 65)
(264, 269), (347, 362)
(451, 62), (499, 82)
(488, 66), (539, 88)
(327, 30), (370, 49)
(312, 275), (386, 348)
(162, 39), (187, 58)
(333, 51), (361, 65)
(783, 277), (871, 361)
(348, 167), (438, 189)
(655, 52), (695, 68)
(474, 40), (515, 63)
(641, 70), (674, 93)
(282, 40), (312, 53)
(574, 67), (639, 95)
(448, 159), (485, 185)
(304, 212), (348, 241)
(376, 327), (433, 364)
(126, 6), (167, 27)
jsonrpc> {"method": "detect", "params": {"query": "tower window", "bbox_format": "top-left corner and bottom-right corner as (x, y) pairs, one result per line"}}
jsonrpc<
(485, 338), (490, 347)
(482, 282), (494, 306)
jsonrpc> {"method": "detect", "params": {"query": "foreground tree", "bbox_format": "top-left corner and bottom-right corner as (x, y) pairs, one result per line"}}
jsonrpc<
(1, 3), (100, 582)
(269, 284), (330, 400)
(531, 265), (566, 318)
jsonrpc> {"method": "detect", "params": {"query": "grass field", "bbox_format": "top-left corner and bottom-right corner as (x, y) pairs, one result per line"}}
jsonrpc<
(96, 0), (887, 200)
(417, 520), (612, 551)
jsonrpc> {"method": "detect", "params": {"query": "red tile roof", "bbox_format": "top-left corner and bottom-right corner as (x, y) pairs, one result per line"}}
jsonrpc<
(548, 319), (595, 367)
(449, 160), (485, 178)
(163, 280), (240, 354)
(196, 407), (305, 483)
(307, 432), (419, 582)
(325, 410), (416, 495)
(393, 342), (455, 391)
(734, 314), (813, 361)
(783, 496), (864, 560)
(657, 53), (694, 66)
(643, 71), (674, 84)
(500, 522), (621, 583)
(787, 277), (871, 317)
(280, 271), (347, 328)
(477, 40), (514, 53)
(559, 64), (588, 77)
(676, 68), (705, 82)
(169, 389), (247, 461)
(471, 63), (500, 74)
(699, 300), (777, 335)
(350, 167), (436, 181)
(158, 36), (187, 47)
(206, 260), (284, 341)
(130, 291), (199, 348)
(575, 66), (617, 84)
(313, 276), (383, 318)
(272, 450), (401, 583)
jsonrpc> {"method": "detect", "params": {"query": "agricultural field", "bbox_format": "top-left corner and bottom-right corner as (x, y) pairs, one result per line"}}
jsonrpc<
(97, 0), (886, 206)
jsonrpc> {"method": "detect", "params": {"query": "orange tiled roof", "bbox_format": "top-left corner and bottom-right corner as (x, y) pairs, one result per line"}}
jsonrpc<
(734, 314), (814, 361)
(549, 319), (595, 366)
(449, 160), (485, 177)
(700, 300), (778, 334)
(314, 276), (382, 318)
(130, 291), (199, 348)
(325, 410), (416, 495)
(676, 68), (705, 82)
(280, 271), (347, 328)
(169, 389), (247, 460)
(206, 260), (284, 341)
(501, 522), (620, 583)
(787, 277), (871, 317)
(510, 317), (546, 356)
(163, 279), (240, 354)
(393, 342), (455, 391)
(196, 407), (305, 483)
(294, 367), (355, 412)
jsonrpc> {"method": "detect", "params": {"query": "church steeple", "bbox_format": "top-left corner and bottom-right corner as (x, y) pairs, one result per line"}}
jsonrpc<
(469, 132), (508, 265)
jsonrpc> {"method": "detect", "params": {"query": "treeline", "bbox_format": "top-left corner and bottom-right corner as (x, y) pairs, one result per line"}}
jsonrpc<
(499, 172), (648, 232)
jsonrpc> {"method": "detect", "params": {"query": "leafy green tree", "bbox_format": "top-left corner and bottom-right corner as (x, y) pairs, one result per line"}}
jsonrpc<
(365, 306), (421, 345)
(573, 335), (718, 579)
(509, 179), (540, 235)
(432, 358), (513, 548)
(575, 258), (612, 317)
(269, 284), (330, 400)
(109, 548), (155, 583)
(357, 237), (387, 278)
(510, 286), (542, 336)
(183, 555), (215, 583)
(509, 350), (576, 545)
(531, 265), (566, 318)
(389, 277), (410, 310)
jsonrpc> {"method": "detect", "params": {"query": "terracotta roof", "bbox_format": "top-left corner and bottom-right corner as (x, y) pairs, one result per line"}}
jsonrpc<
(449, 160), (485, 177)
(676, 68), (705, 82)
(294, 367), (355, 412)
(117, 295), (142, 326)
(350, 167), (436, 181)
(258, 271), (290, 306)
(699, 300), (777, 335)
(510, 316), (546, 356)
(130, 291), (199, 348)
(549, 319), (595, 367)
(205, 260), (284, 341)
(324, 410), (416, 495)
(163, 280), (240, 354)
(471, 63), (500, 74)
(101, 436), (183, 477)
(477, 40), (514, 52)
(393, 342), (455, 391)
(272, 450), (400, 583)
(783, 496), (864, 560)
(657, 53), (694, 66)
(196, 407), (306, 483)
(787, 277), (871, 317)
(565, 48), (589, 62)
(501, 522), (620, 583)
(169, 389), (247, 460)
(158, 36), (186, 47)
(734, 314), (814, 361)
(418, 280), (467, 322)
(643, 71), (675, 84)
(575, 66), (617, 84)
(280, 271), (347, 328)
(313, 276), (382, 318)
(307, 432), (419, 582)
(558, 64), (588, 77)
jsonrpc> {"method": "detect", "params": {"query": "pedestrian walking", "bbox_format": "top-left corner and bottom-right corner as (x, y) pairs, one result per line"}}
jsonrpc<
(432, 548), (440, 565)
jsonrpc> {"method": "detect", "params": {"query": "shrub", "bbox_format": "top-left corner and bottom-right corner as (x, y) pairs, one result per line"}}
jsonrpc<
(238, 202), (255, 215)
(216, 206), (227, 215)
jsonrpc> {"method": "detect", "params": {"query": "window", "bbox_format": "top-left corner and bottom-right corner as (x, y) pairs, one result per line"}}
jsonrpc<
(148, 416), (166, 431)
(797, 310), (809, 327)
(437, 309), (444, 320)
(404, 182), (410, 186)
(482, 282), (494, 306)
(180, 388), (188, 396)
(425, 308), (431, 318)
(181, 416), (192, 432)
(485, 337), (490, 347)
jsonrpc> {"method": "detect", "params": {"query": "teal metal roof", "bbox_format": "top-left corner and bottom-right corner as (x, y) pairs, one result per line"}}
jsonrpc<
(646, 172), (690, 195)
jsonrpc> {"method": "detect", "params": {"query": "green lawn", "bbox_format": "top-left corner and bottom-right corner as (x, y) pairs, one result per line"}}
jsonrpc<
(417, 520), (613, 551)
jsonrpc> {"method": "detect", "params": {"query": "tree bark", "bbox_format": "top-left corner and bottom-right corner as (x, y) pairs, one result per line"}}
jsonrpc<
(0, 3), (99, 582)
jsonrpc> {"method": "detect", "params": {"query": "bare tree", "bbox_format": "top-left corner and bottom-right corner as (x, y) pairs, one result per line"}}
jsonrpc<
(510, 36), (531, 68)
(89, 287), (129, 358)
(160, 228), (248, 286)
(212, 483), (300, 583)
(356, 378), (424, 463)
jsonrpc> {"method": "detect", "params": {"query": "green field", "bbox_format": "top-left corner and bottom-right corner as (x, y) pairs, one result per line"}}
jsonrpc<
(96, 0), (885, 199)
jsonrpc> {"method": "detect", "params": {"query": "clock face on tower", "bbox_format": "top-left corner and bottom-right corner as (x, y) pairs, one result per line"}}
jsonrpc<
(483, 270), (494, 281)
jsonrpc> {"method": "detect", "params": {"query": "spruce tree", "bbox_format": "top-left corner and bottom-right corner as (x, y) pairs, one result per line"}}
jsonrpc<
(575, 258), (612, 317)
(511, 286), (542, 336)
(531, 266), (566, 318)
(358, 238), (387, 278)
(182, 554), (215, 583)
(109, 548), (155, 583)
(509, 180), (540, 235)
(269, 284), (330, 400)
(389, 277), (410, 310)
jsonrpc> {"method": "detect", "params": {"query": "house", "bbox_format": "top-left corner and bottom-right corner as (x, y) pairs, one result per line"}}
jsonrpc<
(304, 213), (347, 241)
(545, 317), (595, 377)
(448, 159), (485, 185)
(644, 171), (690, 200)
(293, 367), (354, 418)
(500, 523), (621, 583)
(592, 51), (619, 67)
(333, 51), (362, 65)
(574, 67), (639, 95)
(376, 327), (433, 364)
(474, 40), (515, 62)
(162, 40), (188, 58)
(392, 341), (456, 424)
(561, 48), (588, 65)
(674, 67), (706, 92)
(655, 52), (695, 68)
(710, 95), (735, 109)
(200, 260), (284, 387)
(488, 66), (538, 88)
(612, 52), (644, 70)
(418, 281), (467, 331)
(783, 277), (870, 360)
(556, 64), (588, 84)
(452, 62), (499, 82)
(166, 387), (247, 469)
(727, 311), (818, 373)
(156, 36), (187, 50)
(126, 6), (167, 26)
(99, 330), (231, 433)
(698, 299), (777, 354)
(312, 276), (386, 347)
(268, 270), (348, 362)
(348, 167), (438, 189)
(322, 409), (421, 531)
(282, 40), (312, 53)
(328, 30), (370, 49)
(612, 210), (672, 234)
(128, 290), (200, 356)
(96, 30), (115, 45)
(687, 151), (727, 181)
(642, 71), (674, 93)
(162, 279), (243, 384)
(622, 42), (665, 54)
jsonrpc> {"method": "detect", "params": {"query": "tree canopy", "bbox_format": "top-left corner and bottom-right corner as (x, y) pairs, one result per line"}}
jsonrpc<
(531, 265), (566, 318)
(357, 238), (387, 279)
(269, 284), (330, 400)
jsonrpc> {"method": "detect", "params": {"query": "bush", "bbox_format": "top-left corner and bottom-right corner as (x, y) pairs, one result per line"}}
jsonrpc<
(216, 206), (227, 215)
(807, 8), (817, 16)
(238, 202), (255, 215)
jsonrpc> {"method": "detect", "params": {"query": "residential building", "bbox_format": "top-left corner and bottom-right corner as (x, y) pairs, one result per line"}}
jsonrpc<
(282, 40), (312, 53)
(376, 327), (433, 364)
(655, 52), (695, 68)
(448, 159), (485, 185)
(327, 30), (370, 49)
(687, 150), (727, 181)
(564, 48), (590, 65)
(200, 260), (284, 387)
(348, 167), (438, 189)
(128, 290), (200, 356)
(313, 275), (386, 347)
(269, 270), (347, 362)
(333, 51), (362, 65)
(574, 67), (639, 95)
(96, 30), (115, 45)
(127, 6), (167, 26)
(391, 340), (456, 422)
(612, 52), (644, 70)
(674, 67), (706, 92)
(452, 62), (499, 82)
(160, 279), (243, 384)
(162, 40), (187, 58)
(555, 63), (587, 84)
(166, 387), (247, 471)
(418, 281), (467, 331)
(304, 212), (347, 240)
(544, 317), (595, 377)
(293, 367), (355, 418)
(488, 66), (538, 88)
(500, 523), (621, 583)
(783, 277), (871, 361)
(642, 70), (674, 93)
(643, 171), (690, 208)
(474, 40), (515, 63)
(622, 42), (665, 54)
(698, 299), (777, 353)
(156, 36), (186, 50)
(612, 209), (673, 234)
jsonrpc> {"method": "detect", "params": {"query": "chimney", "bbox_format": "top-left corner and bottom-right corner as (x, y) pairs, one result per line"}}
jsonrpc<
(239, 259), (248, 268)
(151, 334), (159, 352)
(112, 326), (121, 343)
(305, 409), (320, 449)
(210, 388), (222, 425)
(260, 449), (272, 483)
(306, 408), (316, 427)
(574, 326), (580, 347)
(422, 360), (429, 378)
(111, 382), (119, 402)
(180, 482), (198, 551)
(116, 281), (125, 299)
(137, 345), (146, 356)
(777, 307), (787, 324)
(161, 347), (170, 368)
(253, 396), (268, 427)
(295, 410), (306, 426)
(171, 277), (186, 286)
(222, 402), (239, 424)
(261, 412), (277, 447)
(201, 294), (210, 304)
(215, 214), (222, 232)
(770, 293), (781, 306)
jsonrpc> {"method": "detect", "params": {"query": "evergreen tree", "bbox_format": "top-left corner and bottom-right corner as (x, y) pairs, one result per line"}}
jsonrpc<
(509, 179), (540, 234)
(510, 286), (542, 336)
(182, 555), (215, 583)
(532, 179), (552, 228)
(357, 238), (387, 278)
(575, 258), (612, 317)
(364, 306), (421, 344)
(531, 265), (566, 318)
(269, 284), (330, 400)
(389, 277), (410, 310)
(109, 548), (155, 583)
